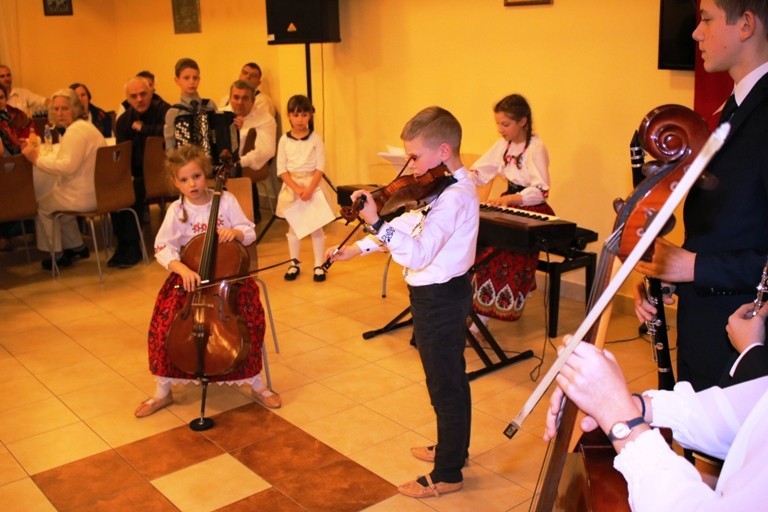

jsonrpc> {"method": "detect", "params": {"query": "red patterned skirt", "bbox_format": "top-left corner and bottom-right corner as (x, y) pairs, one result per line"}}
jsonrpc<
(472, 203), (556, 322)
(147, 273), (265, 381)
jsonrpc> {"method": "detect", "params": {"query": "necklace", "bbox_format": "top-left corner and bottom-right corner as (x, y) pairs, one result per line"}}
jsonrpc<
(502, 140), (526, 169)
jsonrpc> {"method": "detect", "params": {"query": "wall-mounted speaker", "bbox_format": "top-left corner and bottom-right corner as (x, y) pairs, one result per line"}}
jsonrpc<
(658, 0), (696, 70)
(266, 0), (341, 45)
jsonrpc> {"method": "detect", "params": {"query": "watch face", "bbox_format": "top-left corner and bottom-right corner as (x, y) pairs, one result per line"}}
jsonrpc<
(611, 423), (631, 440)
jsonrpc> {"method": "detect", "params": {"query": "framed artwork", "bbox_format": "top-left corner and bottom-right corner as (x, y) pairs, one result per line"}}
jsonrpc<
(172, 0), (201, 34)
(43, 0), (73, 16)
(504, 0), (552, 5)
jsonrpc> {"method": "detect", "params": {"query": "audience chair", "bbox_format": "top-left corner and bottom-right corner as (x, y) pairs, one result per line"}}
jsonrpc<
(0, 155), (37, 262)
(50, 141), (149, 282)
(223, 176), (281, 388)
(143, 136), (177, 212)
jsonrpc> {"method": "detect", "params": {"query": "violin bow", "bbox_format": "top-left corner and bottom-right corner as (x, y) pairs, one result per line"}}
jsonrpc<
(175, 258), (300, 291)
(324, 156), (417, 271)
(322, 206), (365, 271)
(503, 121), (731, 439)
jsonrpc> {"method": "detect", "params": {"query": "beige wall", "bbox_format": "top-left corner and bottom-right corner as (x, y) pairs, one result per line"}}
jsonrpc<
(7, 0), (697, 301)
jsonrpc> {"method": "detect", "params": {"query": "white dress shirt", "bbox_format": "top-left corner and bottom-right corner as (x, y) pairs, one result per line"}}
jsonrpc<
(355, 167), (479, 287)
(8, 87), (47, 115)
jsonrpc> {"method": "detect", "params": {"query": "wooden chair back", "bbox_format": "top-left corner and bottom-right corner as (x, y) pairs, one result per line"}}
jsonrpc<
(93, 141), (134, 213)
(143, 136), (177, 204)
(224, 177), (255, 223)
(0, 155), (37, 222)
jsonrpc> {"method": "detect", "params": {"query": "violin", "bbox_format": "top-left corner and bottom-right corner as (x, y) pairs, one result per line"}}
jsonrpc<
(165, 152), (251, 377)
(340, 162), (454, 222)
(323, 162), (454, 271)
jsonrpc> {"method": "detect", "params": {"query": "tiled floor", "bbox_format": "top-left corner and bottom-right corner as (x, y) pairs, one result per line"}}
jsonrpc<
(0, 209), (669, 511)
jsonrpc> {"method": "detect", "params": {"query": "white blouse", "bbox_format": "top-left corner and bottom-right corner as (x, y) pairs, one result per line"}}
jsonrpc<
(471, 135), (550, 206)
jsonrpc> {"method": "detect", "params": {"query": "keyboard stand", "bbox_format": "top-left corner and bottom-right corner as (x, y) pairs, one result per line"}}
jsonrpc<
(361, 307), (533, 381)
(465, 310), (534, 381)
(362, 306), (413, 340)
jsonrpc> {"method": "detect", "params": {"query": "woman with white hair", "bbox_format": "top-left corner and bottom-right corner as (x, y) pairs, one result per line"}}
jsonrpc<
(21, 88), (106, 270)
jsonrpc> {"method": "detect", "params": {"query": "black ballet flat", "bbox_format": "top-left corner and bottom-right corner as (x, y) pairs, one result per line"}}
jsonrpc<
(284, 264), (300, 281)
(41, 252), (73, 270)
(64, 245), (90, 260)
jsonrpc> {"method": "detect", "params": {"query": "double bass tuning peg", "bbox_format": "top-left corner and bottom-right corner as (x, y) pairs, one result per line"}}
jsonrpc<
(612, 197), (625, 214)
(642, 209), (677, 238)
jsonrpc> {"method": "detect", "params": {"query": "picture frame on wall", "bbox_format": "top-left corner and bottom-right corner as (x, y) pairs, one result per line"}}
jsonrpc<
(172, 0), (202, 34)
(43, 0), (73, 16)
(504, 0), (552, 5)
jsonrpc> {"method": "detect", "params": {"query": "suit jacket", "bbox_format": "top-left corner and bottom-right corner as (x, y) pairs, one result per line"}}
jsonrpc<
(116, 96), (171, 178)
(720, 345), (768, 386)
(676, 71), (768, 390)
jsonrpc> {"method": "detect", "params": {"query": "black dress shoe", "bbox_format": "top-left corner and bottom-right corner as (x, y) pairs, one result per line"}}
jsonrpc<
(64, 245), (90, 260)
(107, 251), (124, 268)
(117, 247), (142, 269)
(41, 252), (73, 270)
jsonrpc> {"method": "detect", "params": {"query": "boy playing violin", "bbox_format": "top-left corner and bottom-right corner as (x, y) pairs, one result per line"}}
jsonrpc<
(325, 106), (479, 498)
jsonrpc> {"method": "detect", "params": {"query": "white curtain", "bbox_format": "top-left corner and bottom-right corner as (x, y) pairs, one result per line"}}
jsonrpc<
(0, 0), (21, 74)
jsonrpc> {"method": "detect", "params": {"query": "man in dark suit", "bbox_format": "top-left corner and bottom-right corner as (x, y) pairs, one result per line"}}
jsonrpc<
(636, 0), (768, 390)
(109, 76), (170, 268)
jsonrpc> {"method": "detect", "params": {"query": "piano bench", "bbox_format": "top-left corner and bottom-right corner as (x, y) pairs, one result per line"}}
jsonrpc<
(537, 250), (596, 337)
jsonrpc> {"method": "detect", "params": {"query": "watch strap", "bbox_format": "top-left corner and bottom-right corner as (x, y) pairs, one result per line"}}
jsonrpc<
(366, 217), (385, 234)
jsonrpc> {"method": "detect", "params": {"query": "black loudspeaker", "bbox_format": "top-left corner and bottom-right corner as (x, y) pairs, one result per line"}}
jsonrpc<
(658, 0), (696, 70)
(266, 0), (341, 45)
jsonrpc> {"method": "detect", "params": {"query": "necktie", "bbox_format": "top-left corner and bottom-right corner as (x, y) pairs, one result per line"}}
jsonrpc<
(719, 94), (737, 125)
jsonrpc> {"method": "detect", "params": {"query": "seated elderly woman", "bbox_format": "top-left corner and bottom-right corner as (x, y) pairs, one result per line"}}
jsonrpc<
(70, 82), (113, 138)
(21, 88), (106, 270)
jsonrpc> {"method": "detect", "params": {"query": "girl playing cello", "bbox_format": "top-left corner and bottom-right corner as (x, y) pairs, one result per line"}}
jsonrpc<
(135, 145), (280, 417)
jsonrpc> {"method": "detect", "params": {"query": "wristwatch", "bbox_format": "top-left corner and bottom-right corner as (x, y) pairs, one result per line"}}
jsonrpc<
(607, 416), (645, 442)
(365, 217), (385, 235)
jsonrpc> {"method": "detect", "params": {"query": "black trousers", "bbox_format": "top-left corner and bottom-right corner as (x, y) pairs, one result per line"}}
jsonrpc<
(409, 273), (472, 483)
(110, 176), (145, 246)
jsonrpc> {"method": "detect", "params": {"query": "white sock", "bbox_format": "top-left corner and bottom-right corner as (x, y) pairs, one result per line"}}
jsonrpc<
(310, 228), (326, 267)
(251, 374), (275, 396)
(286, 228), (301, 262)
(154, 380), (171, 399)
